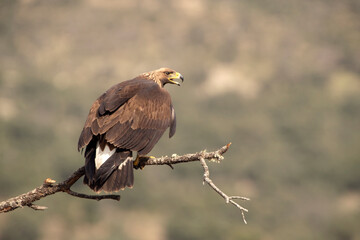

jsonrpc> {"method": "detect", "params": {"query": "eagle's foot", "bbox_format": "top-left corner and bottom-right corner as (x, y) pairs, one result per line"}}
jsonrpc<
(134, 155), (155, 170)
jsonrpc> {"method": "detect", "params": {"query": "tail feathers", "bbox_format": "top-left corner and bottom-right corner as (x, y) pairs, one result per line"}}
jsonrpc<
(83, 148), (134, 192)
(101, 158), (134, 192)
(83, 138), (97, 185)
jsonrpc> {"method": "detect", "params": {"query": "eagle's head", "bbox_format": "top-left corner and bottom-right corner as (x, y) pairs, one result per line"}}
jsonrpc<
(144, 68), (184, 87)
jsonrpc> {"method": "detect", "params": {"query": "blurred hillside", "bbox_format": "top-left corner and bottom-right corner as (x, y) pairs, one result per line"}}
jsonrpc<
(0, 0), (359, 239)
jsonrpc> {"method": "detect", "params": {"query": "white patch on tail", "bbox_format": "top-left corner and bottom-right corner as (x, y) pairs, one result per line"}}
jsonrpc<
(118, 157), (133, 170)
(95, 142), (116, 169)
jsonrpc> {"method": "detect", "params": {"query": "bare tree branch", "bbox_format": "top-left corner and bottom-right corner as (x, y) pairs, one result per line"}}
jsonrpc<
(0, 167), (120, 214)
(0, 143), (249, 223)
(199, 156), (250, 224)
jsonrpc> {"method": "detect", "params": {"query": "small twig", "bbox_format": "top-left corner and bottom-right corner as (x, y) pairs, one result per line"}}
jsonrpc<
(166, 163), (174, 169)
(199, 156), (250, 224)
(64, 189), (120, 201)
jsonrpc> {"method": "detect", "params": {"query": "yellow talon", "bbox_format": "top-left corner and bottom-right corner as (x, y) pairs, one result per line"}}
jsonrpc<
(134, 155), (155, 169)
(133, 156), (140, 167)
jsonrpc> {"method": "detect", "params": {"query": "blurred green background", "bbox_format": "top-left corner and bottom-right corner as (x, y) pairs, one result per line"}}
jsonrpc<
(1, 0), (359, 239)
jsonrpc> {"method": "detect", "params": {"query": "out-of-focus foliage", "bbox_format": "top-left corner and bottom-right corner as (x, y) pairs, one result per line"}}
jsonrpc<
(0, 0), (359, 239)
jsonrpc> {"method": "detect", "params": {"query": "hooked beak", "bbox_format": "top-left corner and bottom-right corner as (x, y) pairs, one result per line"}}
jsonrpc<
(168, 72), (184, 86)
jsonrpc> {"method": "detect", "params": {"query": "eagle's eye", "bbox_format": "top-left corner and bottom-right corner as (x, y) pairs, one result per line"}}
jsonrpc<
(164, 71), (172, 75)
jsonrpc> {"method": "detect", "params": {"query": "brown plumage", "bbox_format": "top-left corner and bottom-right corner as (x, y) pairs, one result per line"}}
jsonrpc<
(78, 68), (183, 192)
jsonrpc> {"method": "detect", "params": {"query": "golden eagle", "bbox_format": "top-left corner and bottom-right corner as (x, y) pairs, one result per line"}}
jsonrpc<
(78, 68), (183, 192)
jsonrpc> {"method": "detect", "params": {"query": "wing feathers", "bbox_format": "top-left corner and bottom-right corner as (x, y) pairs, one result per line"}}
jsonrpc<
(78, 78), (175, 155)
(139, 130), (163, 155)
(78, 127), (93, 151)
(91, 119), (101, 135)
(169, 104), (176, 138)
